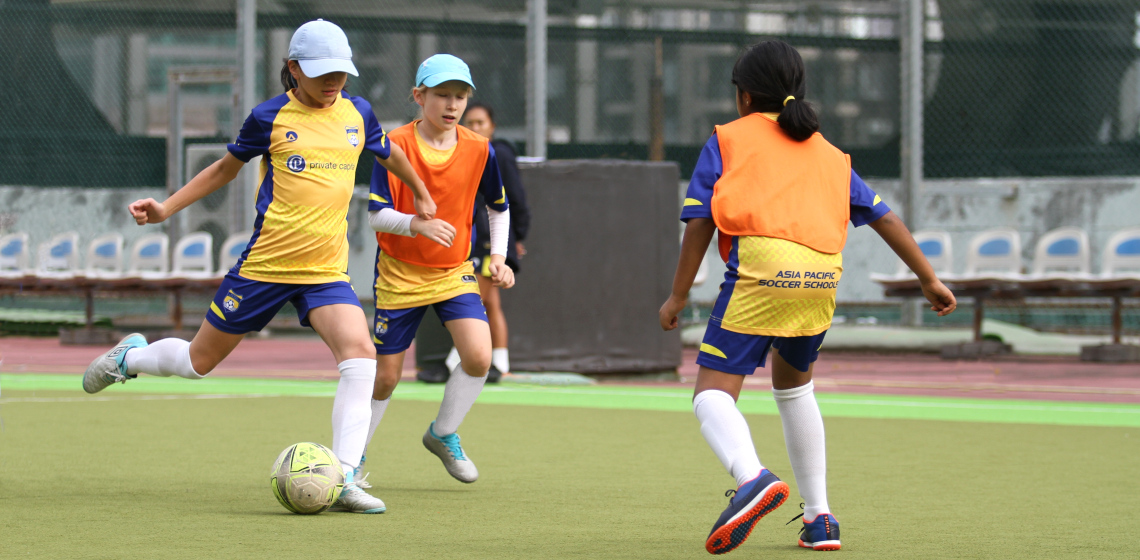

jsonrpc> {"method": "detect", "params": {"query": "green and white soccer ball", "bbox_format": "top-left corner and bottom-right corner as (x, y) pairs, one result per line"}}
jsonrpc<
(270, 442), (345, 514)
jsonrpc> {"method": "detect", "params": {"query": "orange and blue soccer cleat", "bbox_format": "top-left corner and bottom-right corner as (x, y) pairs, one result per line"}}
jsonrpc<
(705, 469), (789, 555)
(796, 512), (841, 551)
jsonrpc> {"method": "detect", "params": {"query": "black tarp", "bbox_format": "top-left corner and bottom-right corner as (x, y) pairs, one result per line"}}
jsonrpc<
(497, 160), (682, 373)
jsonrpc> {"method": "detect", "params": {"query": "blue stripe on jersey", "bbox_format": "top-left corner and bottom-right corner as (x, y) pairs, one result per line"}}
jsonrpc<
(227, 94), (290, 163)
(480, 145), (509, 212)
(232, 159), (277, 275)
(709, 235), (741, 323)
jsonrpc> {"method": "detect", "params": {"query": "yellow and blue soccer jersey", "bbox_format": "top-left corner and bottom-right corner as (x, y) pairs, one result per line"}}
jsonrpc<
(225, 91), (391, 284)
(683, 132), (890, 337)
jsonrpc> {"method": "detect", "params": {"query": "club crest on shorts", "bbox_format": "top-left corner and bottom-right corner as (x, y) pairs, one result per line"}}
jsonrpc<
(375, 316), (389, 336)
(461, 274), (477, 283)
(345, 126), (360, 147)
(223, 290), (243, 313)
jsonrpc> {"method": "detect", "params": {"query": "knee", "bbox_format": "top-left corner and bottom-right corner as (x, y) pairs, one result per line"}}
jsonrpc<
(188, 349), (218, 376)
(460, 353), (491, 377)
(343, 341), (377, 362)
(373, 370), (399, 400)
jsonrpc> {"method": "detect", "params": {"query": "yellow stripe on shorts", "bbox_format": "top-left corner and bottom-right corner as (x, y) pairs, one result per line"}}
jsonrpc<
(699, 343), (728, 359)
(210, 302), (226, 321)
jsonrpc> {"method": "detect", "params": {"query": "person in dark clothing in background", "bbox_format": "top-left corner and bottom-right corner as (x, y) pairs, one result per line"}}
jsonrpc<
(442, 101), (530, 381)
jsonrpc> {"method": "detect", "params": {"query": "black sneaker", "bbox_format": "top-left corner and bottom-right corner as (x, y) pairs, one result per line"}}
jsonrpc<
(416, 362), (450, 383)
(487, 365), (503, 383)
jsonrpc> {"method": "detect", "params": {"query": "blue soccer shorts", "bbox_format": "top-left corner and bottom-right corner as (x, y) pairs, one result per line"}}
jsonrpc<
(205, 272), (362, 334)
(372, 292), (487, 355)
(696, 319), (827, 375)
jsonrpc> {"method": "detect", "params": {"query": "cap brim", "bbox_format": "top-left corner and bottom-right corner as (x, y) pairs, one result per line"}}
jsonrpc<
(297, 58), (359, 77)
(419, 71), (476, 90)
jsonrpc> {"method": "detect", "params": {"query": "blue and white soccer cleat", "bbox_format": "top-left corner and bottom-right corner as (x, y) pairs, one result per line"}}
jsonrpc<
(82, 333), (147, 394)
(705, 469), (789, 555)
(422, 421), (478, 483)
(332, 467), (386, 514)
(797, 513), (841, 551)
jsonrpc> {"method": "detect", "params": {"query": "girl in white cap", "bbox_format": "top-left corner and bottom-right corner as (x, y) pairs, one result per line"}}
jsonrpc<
(358, 54), (513, 489)
(81, 19), (431, 514)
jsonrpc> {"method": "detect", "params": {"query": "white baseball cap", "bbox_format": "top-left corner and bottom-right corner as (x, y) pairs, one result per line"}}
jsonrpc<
(288, 19), (358, 77)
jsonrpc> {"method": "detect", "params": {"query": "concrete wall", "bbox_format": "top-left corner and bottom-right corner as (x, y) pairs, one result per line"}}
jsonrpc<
(686, 176), (1140, 303)
(5, 175), (1140, 305)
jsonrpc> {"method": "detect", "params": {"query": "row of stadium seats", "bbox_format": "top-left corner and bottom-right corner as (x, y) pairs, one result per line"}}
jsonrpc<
(0, 231), (251, 281)
(873, 226), (1140, 288)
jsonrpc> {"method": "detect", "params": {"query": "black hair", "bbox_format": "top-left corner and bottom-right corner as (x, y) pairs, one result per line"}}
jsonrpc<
(731, 41), (819, 142)
(466, 101), (495, 124)
(280, 59), (298, 92)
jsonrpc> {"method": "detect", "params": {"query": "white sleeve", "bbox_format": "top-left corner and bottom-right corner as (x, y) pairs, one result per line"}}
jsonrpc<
(368, 208), (415, 237)
(488, 207), (510, 257)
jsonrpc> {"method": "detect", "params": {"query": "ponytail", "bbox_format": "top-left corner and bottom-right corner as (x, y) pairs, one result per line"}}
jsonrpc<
(280, 59), (298, 92)
(731, 41), (819, 142)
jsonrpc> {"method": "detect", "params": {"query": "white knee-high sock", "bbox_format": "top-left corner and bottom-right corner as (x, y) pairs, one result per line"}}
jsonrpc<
(444, 347), (461, 372)
(693, 389), (763, 487)
(123, 338), (203, 379)
(491, 348), (510, 373)
(331, 358), (376, 472)
(773, 381), (829, 521)
(433, 363), (487, 436)
(363, 397), (391, 451)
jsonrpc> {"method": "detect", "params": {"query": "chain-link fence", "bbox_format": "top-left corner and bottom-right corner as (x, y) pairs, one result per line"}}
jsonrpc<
(7, 0), (1140, 188)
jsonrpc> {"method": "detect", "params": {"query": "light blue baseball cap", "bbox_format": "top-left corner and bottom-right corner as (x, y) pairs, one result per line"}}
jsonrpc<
(415, 54), (475, 90)
(288, 19), (358, 77)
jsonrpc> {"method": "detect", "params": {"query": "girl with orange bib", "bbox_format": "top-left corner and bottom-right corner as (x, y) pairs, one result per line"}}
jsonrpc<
(359, 54), (513, 493)
(659, 41), (957, 554)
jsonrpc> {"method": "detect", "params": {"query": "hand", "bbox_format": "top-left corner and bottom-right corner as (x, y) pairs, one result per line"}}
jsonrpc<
(659, 294), (688, 331)
(921, 278), (957, 317)
(410, 217), (456, 247)
(488, 255), (515, 288)
(128, 198), (167, 225)
(516, 241), (527, 258)
(413, 195), (437, 221)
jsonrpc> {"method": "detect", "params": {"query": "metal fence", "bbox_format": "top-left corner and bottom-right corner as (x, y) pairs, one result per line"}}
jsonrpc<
(4, 0), (1140, 188)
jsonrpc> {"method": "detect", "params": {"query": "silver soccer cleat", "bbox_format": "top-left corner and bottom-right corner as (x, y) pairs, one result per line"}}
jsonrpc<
(422, 422), (478, 483)
(82, 333), (147, 394)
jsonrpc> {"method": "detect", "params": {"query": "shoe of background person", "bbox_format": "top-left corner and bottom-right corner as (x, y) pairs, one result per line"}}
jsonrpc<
(486, 365), (502, 383)
(416, 362), (450, 383)
(422, 421), (478, 483)
(82, 333), (148, 394)
(798, 513), (841, 551)
(705, 469), (789, 555)
(331, 467), (386, 514)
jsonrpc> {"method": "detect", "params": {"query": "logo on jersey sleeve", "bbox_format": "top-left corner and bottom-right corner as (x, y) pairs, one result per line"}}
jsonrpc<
(345, 126), (360, 147)
(223, 290), (243, 312)
(286, 155), (306, 173)
(285, 131), (298, 142)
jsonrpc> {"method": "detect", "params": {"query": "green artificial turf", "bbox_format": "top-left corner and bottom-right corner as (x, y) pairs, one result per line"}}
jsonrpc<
(0, 384), (1137, 558)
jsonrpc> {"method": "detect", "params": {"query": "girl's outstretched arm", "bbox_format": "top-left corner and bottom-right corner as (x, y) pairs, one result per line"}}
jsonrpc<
(660, 217), (716, 331)
(868, 210), (958, 316)
(128, 153), (244, 225)
(376, 143), (436, 220)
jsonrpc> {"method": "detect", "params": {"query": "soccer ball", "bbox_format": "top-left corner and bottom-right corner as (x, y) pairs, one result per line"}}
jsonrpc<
(270, 442), (345, 514)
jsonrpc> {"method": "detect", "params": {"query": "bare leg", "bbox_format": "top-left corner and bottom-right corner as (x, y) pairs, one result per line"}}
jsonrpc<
(185, 319), (246, 374)
(477, 275), (508, 348)
(445, 318), (492, 378)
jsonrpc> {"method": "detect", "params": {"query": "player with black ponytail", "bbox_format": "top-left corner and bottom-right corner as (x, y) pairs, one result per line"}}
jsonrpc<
(660, 40), (957, 554)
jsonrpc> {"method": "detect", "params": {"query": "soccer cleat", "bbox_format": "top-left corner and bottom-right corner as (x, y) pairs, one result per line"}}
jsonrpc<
(422, 421), (478, 483)
(798, 513), (841, 551)
(705, 469), (789, 555)
(331, 467), (386, 514)
(82, 333), (147, 394)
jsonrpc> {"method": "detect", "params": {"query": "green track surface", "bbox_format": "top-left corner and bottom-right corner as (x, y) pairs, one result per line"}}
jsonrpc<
(1, 377), (1137, 558)
(4, 373), (1140, 427)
